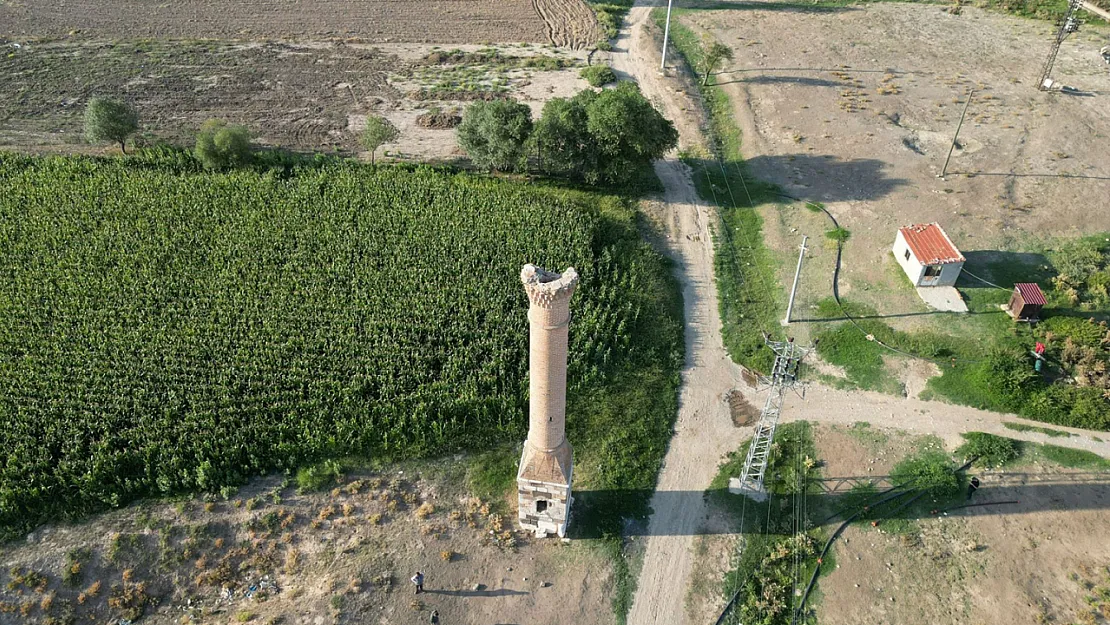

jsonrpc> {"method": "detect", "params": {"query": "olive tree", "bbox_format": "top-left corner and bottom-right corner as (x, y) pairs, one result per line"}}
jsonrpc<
(84, 97), (139, 153)
(535, 82), (677, 185)
(361, 115), (400, 165)
(456, 99), (533, 173)
(701, 39), (734, 86)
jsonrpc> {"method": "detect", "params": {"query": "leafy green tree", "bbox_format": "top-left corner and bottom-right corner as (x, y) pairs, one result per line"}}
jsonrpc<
(534, 97), (597, 179)
(535, 83), (677, 185)
(83, 97), (139, 153)
(582, 82), (678, 184)
(194, 119), (253, 170)
(361, 115), (400, 165)
(456, 99), (533, 172)
(701, 39), (734, 86)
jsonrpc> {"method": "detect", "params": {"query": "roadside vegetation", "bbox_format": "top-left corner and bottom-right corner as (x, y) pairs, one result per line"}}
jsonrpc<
(710, 422), (827, 625)
(958, 432), (1110, 469)
(653, 13), (785, 374)
(0, 151), (683, 544)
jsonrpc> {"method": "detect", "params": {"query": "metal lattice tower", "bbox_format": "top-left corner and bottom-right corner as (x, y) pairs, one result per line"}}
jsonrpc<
(729, 336), (811, 501)
(1038, 0), (1084, 90)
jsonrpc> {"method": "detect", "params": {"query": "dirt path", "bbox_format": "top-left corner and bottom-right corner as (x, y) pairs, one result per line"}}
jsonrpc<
(784, 384), (1110, 456)
(611, 5), (745, 625)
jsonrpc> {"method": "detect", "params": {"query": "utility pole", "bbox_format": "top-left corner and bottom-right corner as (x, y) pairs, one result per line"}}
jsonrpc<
(661, 0), (674, 71)
(940, 89), (974, 179)
(782, 236), (808, 326)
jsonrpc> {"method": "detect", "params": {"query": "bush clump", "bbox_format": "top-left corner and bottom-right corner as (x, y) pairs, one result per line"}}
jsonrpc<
(194, 119), (253, 169)
(957, 432), (1021, 468)
(580, 64), (616, 87)
(295, 460), (344, 493)
(891, 450), (961, 498)
(534, 82), (677, 185)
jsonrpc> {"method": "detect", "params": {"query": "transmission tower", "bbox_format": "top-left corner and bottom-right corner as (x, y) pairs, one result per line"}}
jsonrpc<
(1038, 0), (1084, 90)
(729, 335), (813, 501)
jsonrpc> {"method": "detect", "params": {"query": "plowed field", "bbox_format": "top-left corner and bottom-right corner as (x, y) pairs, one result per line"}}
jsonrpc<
(0, 0), (599, 48)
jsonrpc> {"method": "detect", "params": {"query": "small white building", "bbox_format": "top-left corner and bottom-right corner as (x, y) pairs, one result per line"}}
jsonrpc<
(893, 223), (965, 287)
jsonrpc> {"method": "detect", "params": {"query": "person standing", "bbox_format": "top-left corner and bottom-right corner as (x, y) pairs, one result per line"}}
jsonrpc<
(411, 571), (425, 594)
(967, 476), (981, 500)
(430, 610), (440, 624)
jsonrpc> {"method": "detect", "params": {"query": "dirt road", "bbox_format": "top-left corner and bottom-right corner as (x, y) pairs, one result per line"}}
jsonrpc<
(614, 4), (1110, 625)
(611, 5), (745, 625)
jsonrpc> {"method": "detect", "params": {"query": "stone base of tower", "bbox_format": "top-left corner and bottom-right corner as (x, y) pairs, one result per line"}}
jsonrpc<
(517, 441), (573, 538)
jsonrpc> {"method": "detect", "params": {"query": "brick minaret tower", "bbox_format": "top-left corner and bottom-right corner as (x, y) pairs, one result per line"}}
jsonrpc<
(517, 264), (578, 538)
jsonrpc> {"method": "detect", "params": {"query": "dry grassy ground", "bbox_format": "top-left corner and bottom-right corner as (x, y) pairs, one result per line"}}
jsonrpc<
(0, 460), (614, 625)
(685, 3), (1110, 325)
(0, 40), (591, 159)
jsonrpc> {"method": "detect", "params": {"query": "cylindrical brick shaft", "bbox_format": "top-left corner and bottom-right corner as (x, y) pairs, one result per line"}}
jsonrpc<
(520, 265), (578, 453)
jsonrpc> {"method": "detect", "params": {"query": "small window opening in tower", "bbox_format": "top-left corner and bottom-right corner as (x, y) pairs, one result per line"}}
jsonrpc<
(536, 500), (548, 513)
(904, 249), (911, 261)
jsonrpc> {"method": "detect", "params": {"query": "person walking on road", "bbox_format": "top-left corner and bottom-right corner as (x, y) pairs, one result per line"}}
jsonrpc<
(412, 571), (425, 594)
(430, 609), (440, 624)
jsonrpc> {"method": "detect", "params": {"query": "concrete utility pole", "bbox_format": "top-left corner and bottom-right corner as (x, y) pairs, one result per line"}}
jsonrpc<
(517, 264), (578, 538)
(782, 236), (808, 326)
(661, 0), (674, 71)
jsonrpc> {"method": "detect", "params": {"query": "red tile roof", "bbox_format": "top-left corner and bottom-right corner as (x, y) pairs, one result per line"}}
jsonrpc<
(1015, 283), (1047, 306)
(899, 223), (965, 265)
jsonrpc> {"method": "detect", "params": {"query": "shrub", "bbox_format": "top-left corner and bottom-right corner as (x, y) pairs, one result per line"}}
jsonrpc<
(295, 460), (343, 493)
(84, 97), (139, 153)
(194, 119), (252, 169)
(891, 451), (961, 498)
(580, 64), (616, 87)
(456, 99), (533, 172)
(957, 432), (1021, 468)
(360, 116), (400, 165)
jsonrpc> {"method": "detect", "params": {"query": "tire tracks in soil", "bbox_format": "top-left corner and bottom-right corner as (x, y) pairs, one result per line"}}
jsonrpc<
(532, 0), (600, 49)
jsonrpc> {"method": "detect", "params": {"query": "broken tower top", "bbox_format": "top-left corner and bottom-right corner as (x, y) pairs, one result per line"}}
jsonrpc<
(521, 265), (578, 308)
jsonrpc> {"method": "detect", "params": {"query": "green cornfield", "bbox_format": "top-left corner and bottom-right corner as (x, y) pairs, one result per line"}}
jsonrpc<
(0, 153), (682, 537)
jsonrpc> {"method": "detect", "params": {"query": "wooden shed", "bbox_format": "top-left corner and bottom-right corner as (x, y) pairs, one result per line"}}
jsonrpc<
(1007, 283), (1046, 320)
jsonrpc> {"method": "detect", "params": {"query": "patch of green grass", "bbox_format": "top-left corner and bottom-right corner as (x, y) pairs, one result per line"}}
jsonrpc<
(845, 421), (890, 449)
(891, 450), (965, 499)
(658, 12), (784, 374)
(466, 446), (517, 507)
(825, 227), (851, 243)
(1002, 421), (1074, 438)
(295, 460), (344, 493)
(1038, 445), (1110, 469)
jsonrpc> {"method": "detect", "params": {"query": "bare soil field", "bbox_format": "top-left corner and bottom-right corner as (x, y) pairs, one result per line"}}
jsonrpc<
(684, 3), (1110, 322)
(684, 424), (1110, 625)
(816, 424), (1110, 625)
(0, 40), (591, 159)
(0, 459), (614, 625)
(0, 0), (599, 49)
